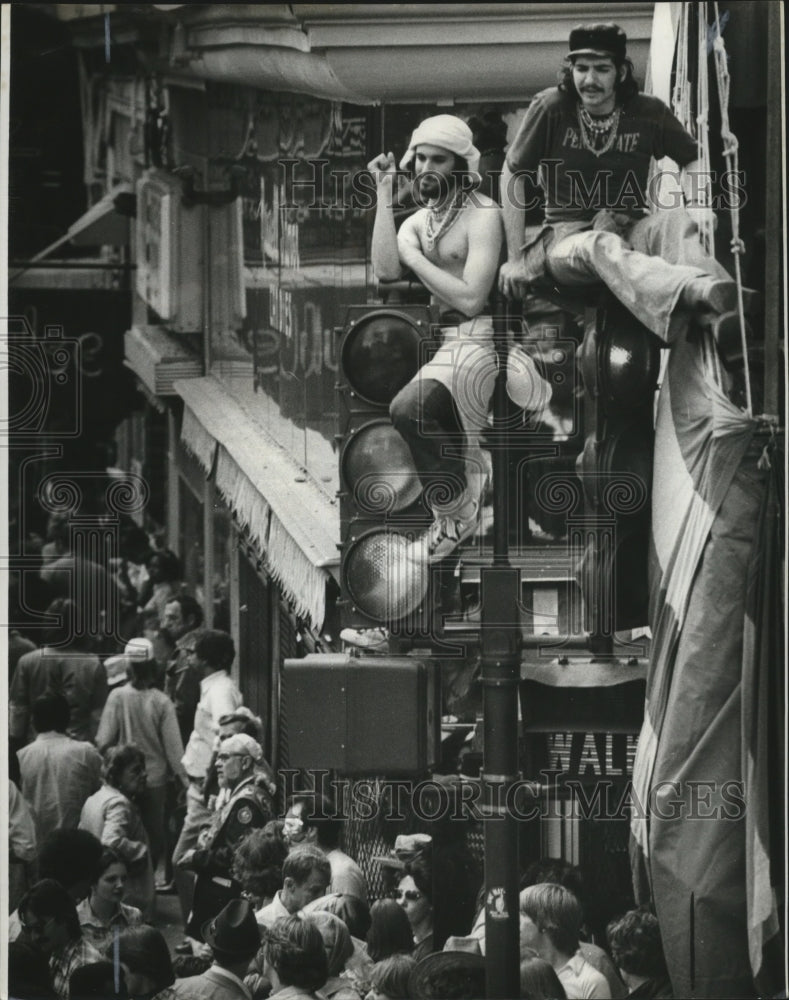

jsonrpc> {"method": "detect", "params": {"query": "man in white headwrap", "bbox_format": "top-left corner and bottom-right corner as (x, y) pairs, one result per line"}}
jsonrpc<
(368, 114), (551, 565)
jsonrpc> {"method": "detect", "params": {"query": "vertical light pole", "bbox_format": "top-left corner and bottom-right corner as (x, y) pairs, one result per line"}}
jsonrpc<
(481, 295), (521, 997)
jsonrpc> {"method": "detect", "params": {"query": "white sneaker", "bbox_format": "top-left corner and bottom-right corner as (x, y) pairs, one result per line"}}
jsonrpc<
(411, 502), (480, 564)
(340, 627), (390, 651)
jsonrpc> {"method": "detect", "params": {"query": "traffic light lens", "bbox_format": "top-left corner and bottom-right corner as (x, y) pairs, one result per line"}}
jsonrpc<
(342, 422), (421, 513)
(344, 531), (429, 622)
(342, 313), (423, 405)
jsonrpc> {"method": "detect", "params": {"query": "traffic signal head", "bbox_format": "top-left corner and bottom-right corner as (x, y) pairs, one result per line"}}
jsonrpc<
(336, 304), (440, 635)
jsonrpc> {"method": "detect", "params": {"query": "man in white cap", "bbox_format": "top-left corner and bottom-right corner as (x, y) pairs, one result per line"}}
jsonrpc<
(499, 23), (755, 361)
(177, 732), (273, 942)
(368, 115), (505, 563)
(96, 636), (189, 889)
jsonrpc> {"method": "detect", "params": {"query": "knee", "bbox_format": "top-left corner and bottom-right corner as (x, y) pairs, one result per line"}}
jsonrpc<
(586, 229), (622, 253)
(389, 382), (421, 431)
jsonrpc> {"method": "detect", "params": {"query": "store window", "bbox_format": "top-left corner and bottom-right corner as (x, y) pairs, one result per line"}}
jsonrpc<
(208, 90), (373, 494)
(212, 496), (232, 632)
(176, 441), (206, 606)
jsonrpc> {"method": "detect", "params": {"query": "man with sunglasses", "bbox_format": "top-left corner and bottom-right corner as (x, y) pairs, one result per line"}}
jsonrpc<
(283, 793), (368, 903)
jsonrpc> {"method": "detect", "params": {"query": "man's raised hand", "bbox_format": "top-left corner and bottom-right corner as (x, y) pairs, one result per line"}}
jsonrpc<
(367, 151), (397, 187)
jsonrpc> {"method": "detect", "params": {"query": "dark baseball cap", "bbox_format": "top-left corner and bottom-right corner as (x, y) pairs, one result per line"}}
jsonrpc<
(568, 23), (627, 60)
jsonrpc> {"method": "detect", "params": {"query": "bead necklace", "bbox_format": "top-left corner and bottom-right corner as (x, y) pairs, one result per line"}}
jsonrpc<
(424, 192), (465, 251)
(577, 104), (622, 157)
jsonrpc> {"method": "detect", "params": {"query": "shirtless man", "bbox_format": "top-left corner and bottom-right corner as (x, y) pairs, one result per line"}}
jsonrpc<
(367, 114), (503, 562)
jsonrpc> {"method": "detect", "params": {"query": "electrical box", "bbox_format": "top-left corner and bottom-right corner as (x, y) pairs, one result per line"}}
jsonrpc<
(283, 654), (440, 775)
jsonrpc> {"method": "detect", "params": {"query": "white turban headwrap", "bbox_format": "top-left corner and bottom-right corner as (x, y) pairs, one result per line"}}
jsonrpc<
(399, 114), (481, 179)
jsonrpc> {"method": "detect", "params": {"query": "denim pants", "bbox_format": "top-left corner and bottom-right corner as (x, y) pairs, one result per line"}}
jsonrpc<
(545, 208), (731, 343)
(389, 317), (496, 514)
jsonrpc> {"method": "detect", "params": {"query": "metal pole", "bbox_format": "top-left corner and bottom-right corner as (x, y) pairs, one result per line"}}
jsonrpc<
(481, 294), (521, 998)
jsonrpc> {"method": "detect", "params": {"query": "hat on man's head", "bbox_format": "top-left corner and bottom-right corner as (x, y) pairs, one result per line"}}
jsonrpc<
(201, 898), (261, 958)
(103, 653), (130, 687)
(372, 832), (432, 871)
(568, 23), (627, 60)
(221, 732), (263, 762)
(399, 115), (481, 178)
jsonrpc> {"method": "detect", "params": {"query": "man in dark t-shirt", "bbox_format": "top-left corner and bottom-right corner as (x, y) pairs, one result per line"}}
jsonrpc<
(499, 23), (750, 353)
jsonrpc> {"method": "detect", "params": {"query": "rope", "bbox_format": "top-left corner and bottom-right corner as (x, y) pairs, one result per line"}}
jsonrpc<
(711, 0), (753, 415)
(672, 5), (714, 254)
(695, 2), (714, 255)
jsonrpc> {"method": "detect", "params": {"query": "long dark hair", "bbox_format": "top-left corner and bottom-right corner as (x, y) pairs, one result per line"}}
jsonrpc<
(367, 898), (414, 962)
(558, 57), (639, 104)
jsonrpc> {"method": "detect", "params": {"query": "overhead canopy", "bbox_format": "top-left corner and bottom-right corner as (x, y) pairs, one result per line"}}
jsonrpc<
(59, 3), (655, 104)
(19, 184), (135, 270)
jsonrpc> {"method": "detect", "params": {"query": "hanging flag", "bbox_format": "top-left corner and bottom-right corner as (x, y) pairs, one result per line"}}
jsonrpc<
(630, 328), (771, 998)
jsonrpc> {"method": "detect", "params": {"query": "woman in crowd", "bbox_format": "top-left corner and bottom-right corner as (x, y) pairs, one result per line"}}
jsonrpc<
(76, 849), (143, 949)
(309, 910), (358, 1000)
(364, 955), (416, 1000)
(263, 915), (329, 999)
(105, 925), (178, 1000)
(393, 852), (434, 962)
(304, 893), (374, 991)
(366, 898), (413, 963)
(519, 956), (568, 1000)
(96, 639), (188, 888)
(232, 827), (288, 910)
(16, 879), (103, 1000)
(78, 745), (155, 920)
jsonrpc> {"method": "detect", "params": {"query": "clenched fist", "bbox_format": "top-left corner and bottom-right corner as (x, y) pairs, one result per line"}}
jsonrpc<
(367, 151), (397, 186)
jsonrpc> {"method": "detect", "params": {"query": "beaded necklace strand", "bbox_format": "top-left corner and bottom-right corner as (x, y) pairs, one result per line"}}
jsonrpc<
(577, 104), (622, 157)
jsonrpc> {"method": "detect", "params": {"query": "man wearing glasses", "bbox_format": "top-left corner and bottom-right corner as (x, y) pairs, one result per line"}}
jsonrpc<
(172, 629), (242, 943)
(178, 733), (272, 942)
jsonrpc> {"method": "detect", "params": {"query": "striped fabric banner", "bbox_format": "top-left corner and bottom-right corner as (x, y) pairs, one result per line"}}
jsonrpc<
(629, 329), (780, 997)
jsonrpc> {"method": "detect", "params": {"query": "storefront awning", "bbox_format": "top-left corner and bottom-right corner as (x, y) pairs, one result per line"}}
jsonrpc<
(174, 376), (339, 632)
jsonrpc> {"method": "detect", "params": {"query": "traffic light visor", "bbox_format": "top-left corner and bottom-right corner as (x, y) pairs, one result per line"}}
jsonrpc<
(342, 312), (423, 405)
(341, 421), (422, 513)
(344, 529), (429, 622)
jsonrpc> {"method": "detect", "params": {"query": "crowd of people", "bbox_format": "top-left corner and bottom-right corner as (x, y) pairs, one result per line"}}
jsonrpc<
(7, 18), (713, 997)
(6, 509), (673, 1000)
